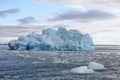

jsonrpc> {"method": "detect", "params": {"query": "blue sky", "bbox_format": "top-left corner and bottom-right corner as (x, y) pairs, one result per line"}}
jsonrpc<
(0, 0), (73, 23)
(0, 0), (120, 44)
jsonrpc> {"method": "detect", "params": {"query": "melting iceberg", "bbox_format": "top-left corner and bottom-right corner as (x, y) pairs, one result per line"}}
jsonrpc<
(8, 27), (94, 51)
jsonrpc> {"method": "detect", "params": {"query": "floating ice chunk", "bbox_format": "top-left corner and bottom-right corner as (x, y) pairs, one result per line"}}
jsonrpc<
(71, 66), (94, 74)
(88, 62), (106, 70)
(52, 57), (68, 63)
(8, 40), (19, 50)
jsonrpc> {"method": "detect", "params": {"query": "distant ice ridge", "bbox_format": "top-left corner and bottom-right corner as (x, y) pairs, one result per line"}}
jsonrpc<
(8, 27), (94, 51)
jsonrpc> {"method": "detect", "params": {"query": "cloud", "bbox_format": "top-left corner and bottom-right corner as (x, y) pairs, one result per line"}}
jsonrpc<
(0, 16), (120, 44)
(48, 10), (115, 22)
(34, 0), (119, 5)
(32, 0), (89, 4)
(0, 9), (20, 17)
(17, 17), (35, 24)
(32, 0), (120, 10)
(0, 23), (47, 37)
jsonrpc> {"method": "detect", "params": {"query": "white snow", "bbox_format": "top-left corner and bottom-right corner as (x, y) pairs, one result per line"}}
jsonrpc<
(71, 66), (94, 74)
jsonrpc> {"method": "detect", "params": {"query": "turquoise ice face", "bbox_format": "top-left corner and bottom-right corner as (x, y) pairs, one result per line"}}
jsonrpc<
(8, 27), (94, 51)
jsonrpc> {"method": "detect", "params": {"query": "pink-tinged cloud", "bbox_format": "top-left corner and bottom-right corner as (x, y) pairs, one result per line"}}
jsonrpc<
(0, 9), (20, 18)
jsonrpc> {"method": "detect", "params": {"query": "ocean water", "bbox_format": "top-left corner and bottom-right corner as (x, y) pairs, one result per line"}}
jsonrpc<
(0, 44), (8, 50)
(0, 45), (120, 80)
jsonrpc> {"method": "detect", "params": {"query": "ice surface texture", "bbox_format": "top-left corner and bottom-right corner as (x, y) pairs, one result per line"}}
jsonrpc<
(70, 62), (106, 74)
(71, 66), (94, 74)
(88, 62), (106, 70)
(8, 27), (94, 51)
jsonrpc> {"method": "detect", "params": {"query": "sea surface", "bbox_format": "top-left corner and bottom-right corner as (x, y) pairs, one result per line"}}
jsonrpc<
(0, 45), (120, 80)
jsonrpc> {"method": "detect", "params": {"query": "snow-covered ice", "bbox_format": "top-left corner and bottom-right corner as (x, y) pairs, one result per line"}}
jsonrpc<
(8, 27), (94, 51)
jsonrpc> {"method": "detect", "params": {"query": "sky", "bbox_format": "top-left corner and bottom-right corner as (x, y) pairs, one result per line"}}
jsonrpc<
(0, 0), (120, 44)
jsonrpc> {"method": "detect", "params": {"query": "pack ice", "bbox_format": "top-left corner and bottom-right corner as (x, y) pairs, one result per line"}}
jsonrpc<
(8, 27), (94, 51)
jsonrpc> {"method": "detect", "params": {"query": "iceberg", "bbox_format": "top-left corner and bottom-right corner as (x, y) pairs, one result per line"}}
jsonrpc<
(8, 27), (94, 51)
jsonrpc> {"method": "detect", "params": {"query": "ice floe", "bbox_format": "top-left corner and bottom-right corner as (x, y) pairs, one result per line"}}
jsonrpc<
(71, 66), (94, 74)
(88, 62), (106, 70)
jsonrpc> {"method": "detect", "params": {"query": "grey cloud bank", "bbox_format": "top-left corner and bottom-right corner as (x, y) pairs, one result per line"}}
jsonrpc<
(17, 17), (35, 24)
(0, 9), (19, 17)
(49, 10), (115, 22)
(8, 27), (94, 51)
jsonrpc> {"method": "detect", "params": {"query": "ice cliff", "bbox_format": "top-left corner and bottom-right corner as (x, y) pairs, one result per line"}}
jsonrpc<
(8, 27), (94, 51)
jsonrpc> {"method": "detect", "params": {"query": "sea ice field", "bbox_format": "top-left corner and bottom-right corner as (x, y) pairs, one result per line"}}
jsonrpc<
(0, 45), (120, 80)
